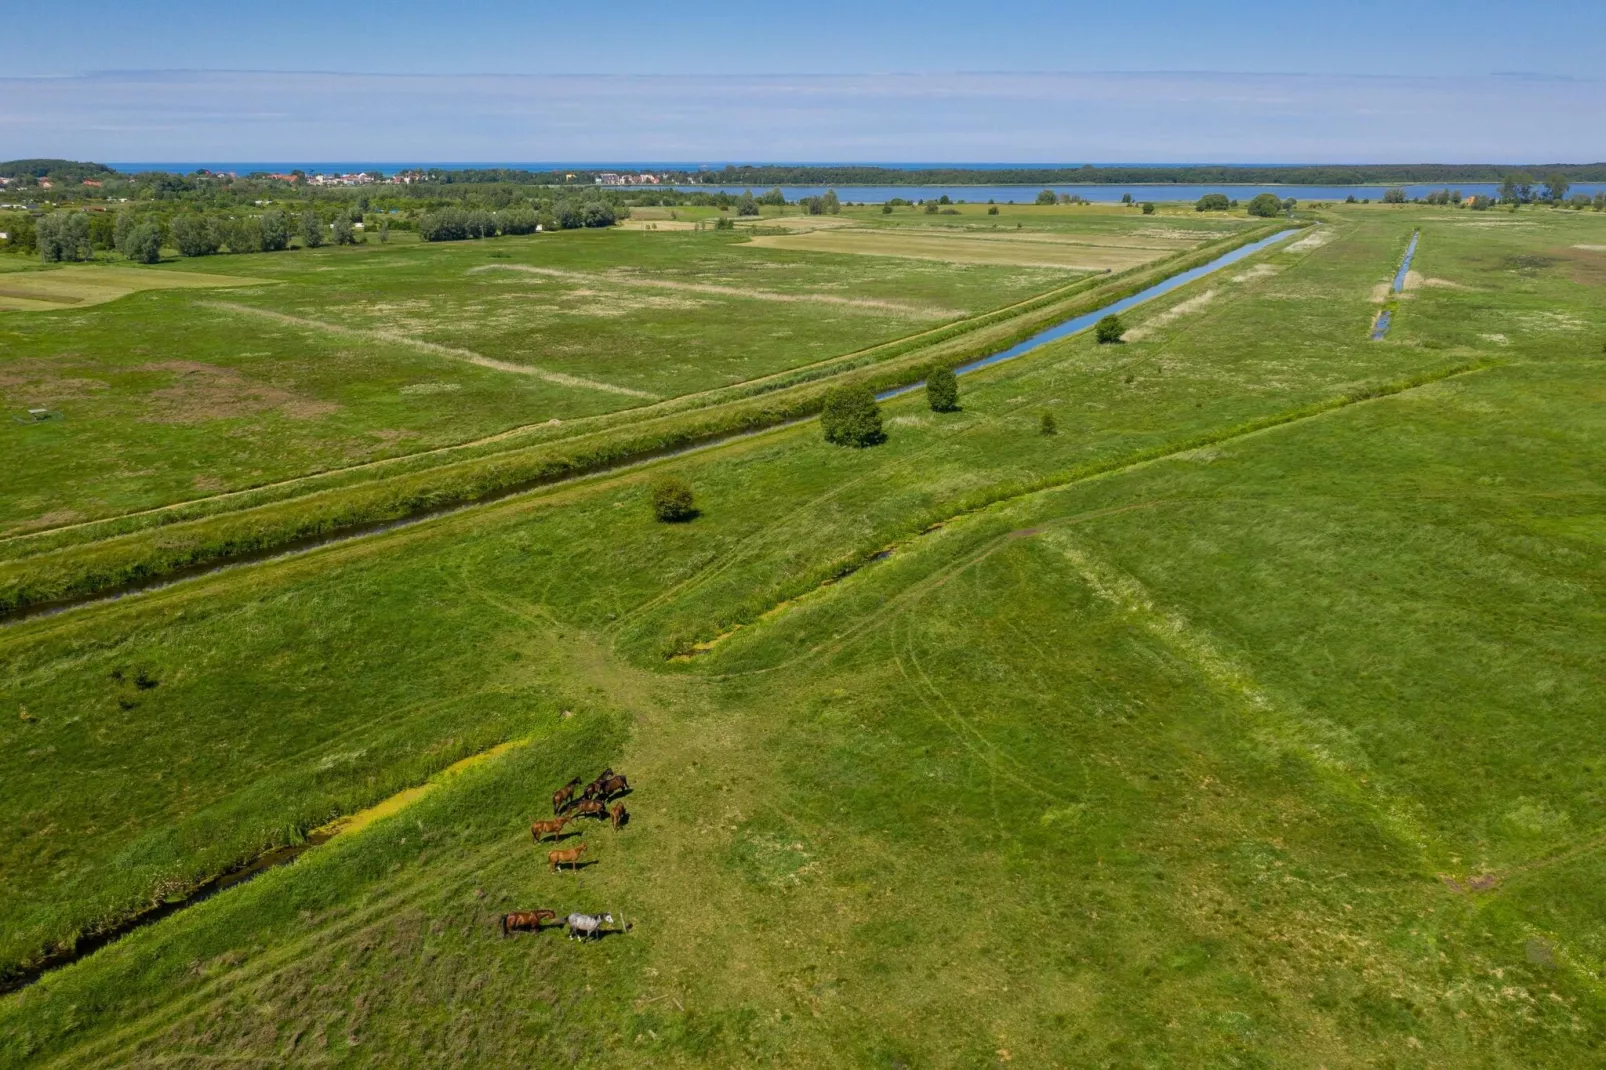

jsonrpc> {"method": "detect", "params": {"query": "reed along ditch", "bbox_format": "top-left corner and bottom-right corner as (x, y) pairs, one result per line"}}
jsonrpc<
(0, 739), (530, 996)
(4, 229), (1296, 627)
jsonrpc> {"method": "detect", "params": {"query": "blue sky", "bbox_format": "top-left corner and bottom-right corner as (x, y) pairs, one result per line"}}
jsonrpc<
(7, 1), (1605, 162)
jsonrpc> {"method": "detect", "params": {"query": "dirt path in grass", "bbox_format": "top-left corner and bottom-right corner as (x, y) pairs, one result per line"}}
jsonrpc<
(468, 263), (961, 317)
(198, 301), (656, 399)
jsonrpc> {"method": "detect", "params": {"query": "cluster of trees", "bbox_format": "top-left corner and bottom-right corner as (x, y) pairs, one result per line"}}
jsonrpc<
(1246, 192), (1298, 217)
(418, 199), (615, 242)
(798, 190), (841, 216)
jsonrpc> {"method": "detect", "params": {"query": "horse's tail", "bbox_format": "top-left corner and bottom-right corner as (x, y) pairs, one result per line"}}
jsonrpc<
(499, 914), (509, 938)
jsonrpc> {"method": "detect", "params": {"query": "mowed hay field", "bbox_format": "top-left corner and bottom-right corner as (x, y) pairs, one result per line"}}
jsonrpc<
(0, 265), (269, 313)
(4, 205), (1606, 1066)
(0, 220), (1153, 532)
(746, 202), (1247, 270)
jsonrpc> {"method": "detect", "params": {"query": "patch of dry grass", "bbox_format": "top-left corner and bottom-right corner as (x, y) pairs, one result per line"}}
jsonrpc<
(742, 229), (1166, 271)
(0, 266), (268, 313)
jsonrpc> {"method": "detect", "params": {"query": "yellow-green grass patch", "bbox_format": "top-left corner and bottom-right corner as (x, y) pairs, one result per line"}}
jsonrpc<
(742, 228), (1177, 270)
(0, 266), (270, 312)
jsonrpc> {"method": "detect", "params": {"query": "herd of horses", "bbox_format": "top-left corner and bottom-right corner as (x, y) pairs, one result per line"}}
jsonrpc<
(500, 767), (632, 942)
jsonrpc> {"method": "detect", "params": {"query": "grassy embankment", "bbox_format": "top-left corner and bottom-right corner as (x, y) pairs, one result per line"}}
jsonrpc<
(4, 206), (1606, 1064)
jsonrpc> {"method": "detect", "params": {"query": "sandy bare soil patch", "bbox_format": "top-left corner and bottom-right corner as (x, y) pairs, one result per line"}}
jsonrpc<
(0, 265), (269, 312)
(471, 263), (959, 317)
(1573, 244), (1606, 252)
(741, 229), (1159, 271)
(1126, 289), (1218, 341)
(201, 301), (655, 398)
(1371, 283), (1392, 303)
(1401, 271), (1473, 292)
(1231, 264), (1278, 283)
(1284, 228), (1331, 253)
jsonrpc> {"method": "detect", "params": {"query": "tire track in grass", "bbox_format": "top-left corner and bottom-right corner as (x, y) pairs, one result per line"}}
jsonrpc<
(198, 300), (657, 399)
(1041, 530), (1439, 861)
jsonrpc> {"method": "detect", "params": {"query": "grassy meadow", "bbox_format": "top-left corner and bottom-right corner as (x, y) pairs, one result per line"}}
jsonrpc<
(0, 208), (1237, 534)
(2, 202), (1606, 1066)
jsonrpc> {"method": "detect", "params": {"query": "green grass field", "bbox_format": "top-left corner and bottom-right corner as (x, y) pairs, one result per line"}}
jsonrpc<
(3, 203), (1606, 1066)
(2, 210), (1233, 534)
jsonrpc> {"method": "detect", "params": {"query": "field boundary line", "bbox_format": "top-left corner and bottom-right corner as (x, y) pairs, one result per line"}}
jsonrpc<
(197, 300), (656, 398)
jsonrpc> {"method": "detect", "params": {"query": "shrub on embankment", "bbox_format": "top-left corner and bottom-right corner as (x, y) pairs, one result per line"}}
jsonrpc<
(0, 223), (1299, 616)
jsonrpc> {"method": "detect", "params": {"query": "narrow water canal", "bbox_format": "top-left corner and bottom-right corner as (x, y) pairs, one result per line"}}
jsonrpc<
(1371, 230), (1419, 341)
(880, 228), (1298, 399)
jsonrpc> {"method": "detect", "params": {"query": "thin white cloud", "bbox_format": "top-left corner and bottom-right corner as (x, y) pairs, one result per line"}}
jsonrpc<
(2, 70), (1601, 161)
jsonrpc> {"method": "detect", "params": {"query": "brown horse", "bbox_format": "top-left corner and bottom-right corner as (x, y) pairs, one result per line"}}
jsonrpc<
(530, 816), (571, 842)
(571, 799), (608, 821)
(548, 842), (588, 872)
(596, 774), (631, 800)
(582, 768), (617, 800)
(609, 802), (628, 829)
(501, 909), (557, 936)
(552, 777), (582, 814)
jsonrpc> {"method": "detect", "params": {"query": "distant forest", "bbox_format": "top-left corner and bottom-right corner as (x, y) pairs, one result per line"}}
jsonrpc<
(6, 159), (1606, 188)
(685, 163), (1606, 186)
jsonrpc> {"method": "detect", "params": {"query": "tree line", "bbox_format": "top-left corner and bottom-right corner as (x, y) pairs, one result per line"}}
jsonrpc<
(686, 162), (1606, 187)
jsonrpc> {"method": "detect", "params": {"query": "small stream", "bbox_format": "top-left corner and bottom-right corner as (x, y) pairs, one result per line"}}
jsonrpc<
(880, 228), (1298, 399)
(1371, 230), (1419, 341)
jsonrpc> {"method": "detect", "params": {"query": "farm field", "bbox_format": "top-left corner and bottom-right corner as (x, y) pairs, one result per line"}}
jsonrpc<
(0, 210), (1240, 533)
(3, 205), (1606, 1066)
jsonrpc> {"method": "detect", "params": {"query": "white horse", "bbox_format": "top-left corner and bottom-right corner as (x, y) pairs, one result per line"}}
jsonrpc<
(565, 912), (614, 941)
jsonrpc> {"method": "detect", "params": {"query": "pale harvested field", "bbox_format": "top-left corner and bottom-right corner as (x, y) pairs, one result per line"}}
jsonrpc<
(469, 263), (959, 316)
(200, 301), (655, 398)
(742, 228), (1171, 270)
(0, 265), (268, 312)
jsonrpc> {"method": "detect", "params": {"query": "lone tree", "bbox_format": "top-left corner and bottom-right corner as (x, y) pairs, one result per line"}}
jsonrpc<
(1035, 189), (1058, 205)
(124, 222), (162, 264)
(1095, 314), (1125, 344)
(1039, 411), (1058, 436)
(1246, 192), (1283, 218)
(821, 384), (886, 447)
(1141, 202), (1155, 215)
(926, 365), (959, 412)
(1195, 193), (1230, 212)
(649, 476), (697, 522)
(300, 211), (324, 248)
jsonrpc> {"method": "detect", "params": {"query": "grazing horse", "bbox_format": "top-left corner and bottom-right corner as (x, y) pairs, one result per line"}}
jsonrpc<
(565, 912), (614, 941)
(530, 816), (571, 842)
(552, 777), (582, 814)
(571, 799), (608, 821)
(548, 842), (588, 872)
(582, 768), (616, 801)
(596, 774), (631, 800)
(501, 909), (556, 937)
(609, 802), (628, 829)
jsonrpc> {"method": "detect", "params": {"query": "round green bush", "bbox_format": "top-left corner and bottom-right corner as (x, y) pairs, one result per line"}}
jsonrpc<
(925, 366), (959, 413)
(820, 384), (886, 448)
(1095, 314), (1125, 344)
(649, 476), (697, 522)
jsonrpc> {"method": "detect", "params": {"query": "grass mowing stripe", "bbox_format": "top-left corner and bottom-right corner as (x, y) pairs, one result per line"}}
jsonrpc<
(198, 300), (657, 398)
(684, 360), (1496, 669)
